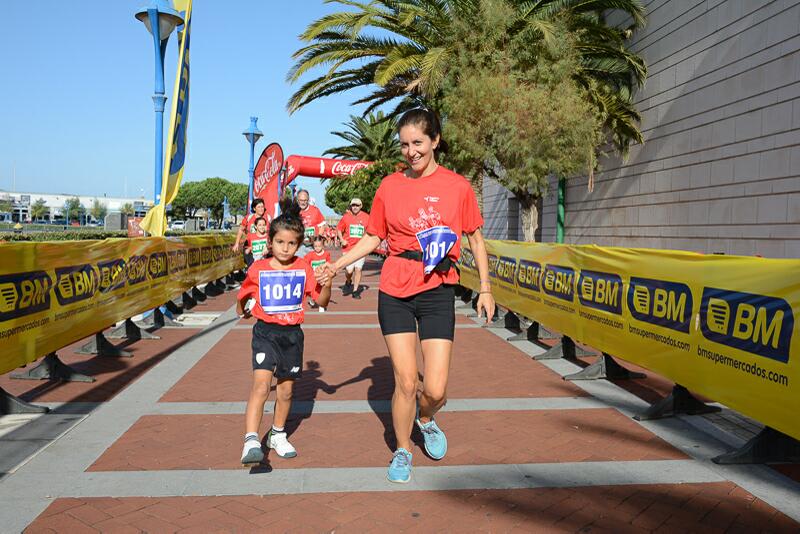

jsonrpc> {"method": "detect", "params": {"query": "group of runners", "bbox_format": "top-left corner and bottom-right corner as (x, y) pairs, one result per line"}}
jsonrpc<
(232, 108), (495, 483)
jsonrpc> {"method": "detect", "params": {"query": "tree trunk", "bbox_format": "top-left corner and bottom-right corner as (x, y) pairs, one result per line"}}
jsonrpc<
(518, 193), (538, 242)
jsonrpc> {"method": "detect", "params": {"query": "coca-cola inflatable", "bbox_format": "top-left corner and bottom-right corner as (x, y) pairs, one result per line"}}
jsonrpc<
(285, 155), (372, 183)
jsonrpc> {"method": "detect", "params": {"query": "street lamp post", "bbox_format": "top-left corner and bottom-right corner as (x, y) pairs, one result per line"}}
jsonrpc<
(135, 1), (184, 205)
(243, 117), (263, 209)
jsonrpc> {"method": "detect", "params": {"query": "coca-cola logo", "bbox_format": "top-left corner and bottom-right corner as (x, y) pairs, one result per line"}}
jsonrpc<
(331, 161), (370, 176)
(253, 143), (284, 196)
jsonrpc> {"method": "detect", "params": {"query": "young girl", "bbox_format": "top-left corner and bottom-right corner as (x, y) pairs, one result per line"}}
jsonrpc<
(305, 236), (332, 311)
(244, 217), (269, 262)
(236, 201), (332, 465)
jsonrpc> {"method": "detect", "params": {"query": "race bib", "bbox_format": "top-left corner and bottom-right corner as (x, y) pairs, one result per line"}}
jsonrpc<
(258, 270), (306, 314)
(251, 239), (268, 260)
(415, 226), (458, 275)
(310, 259), (326, 270)
(349, 224), (364, 238)
(304, 227), (315, 238)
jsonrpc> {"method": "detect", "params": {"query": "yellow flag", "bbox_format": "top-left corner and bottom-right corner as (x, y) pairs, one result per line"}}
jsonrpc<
(142, 0), (193, 236)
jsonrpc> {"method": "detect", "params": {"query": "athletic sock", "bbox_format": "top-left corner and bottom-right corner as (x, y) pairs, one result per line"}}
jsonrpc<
(244, 432), (259, 443)
(271, 425), (285, 434)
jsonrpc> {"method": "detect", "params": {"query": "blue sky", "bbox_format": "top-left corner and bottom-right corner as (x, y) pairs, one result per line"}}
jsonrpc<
(0, 1), (377, 215)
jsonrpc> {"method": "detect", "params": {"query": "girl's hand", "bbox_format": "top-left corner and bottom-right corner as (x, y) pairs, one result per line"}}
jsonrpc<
(476, 292), (496, 325)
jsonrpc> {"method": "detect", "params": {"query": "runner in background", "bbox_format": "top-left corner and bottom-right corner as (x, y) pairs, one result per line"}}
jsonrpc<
(297, 189), (326, 257)
(318, 108), (495, 484)
(244, 217), (270, 265)
(336, 198), (370, 299)
(237, 200), (332, 465)
(305, 236), (332, 312)
(232, 198), (266, 253)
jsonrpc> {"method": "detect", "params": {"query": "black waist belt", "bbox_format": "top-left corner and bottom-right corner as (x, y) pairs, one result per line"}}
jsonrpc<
(395, 250), (454, 273)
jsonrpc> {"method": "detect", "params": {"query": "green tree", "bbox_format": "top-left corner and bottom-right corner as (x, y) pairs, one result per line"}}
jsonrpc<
(224, 182), (249, 219)
(442, 2), (602, 240)
(171, 181), (205, 218)
(90, 199), (108, 222)
(325, 159), (396, 215)
(30, 198), (48, 221)
(63, 197), (84, 223)
(120, 202), (135, 216)
(324, 112), (400, 161)
(0, 199), (13, 214)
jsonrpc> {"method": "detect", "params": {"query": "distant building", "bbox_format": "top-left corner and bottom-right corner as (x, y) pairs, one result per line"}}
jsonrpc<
(0, 190), (153, 223)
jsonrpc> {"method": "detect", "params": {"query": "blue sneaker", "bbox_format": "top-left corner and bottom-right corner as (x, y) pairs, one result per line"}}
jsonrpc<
(387, 448), (412, 483)
(416, 418), (447, 460)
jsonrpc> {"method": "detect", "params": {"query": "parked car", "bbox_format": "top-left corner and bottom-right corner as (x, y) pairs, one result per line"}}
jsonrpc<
(170, 220), (186, 230)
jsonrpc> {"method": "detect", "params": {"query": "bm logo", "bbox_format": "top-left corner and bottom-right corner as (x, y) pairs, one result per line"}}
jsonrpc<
(458, 248), (476, 270)
(578, 270), (622, 315)
(147, 252), (168, 279)
(542, 265), (575, 302)
(517, 260), (542, 292)
(0, 271), (52, 322)
(494, 256), (517, 285)
(700, 288), (793, 363)
(201, 246), (213, 265)
(188, 248), (201, 267)
(55, 264), (99, 305)
(628, 277), (692, 333)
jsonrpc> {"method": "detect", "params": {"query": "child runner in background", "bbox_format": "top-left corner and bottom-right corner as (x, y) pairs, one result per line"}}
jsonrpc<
(236, 201), (332, 465)
(305, 236), (332, 312)
(336, 198), (370, 299)
(244, 217), (270, 262)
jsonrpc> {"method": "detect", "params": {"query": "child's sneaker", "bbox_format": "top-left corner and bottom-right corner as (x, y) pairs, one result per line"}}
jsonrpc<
(387, 448), (412, 483)
(267, 429), (297, 458)
(241, 438), (264, 465)
(318, 306), (326, 313)
(416, 418), (447, 460)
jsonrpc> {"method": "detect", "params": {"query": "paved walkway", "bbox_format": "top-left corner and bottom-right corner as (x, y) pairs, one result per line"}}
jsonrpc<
(1, 258), (799, 532)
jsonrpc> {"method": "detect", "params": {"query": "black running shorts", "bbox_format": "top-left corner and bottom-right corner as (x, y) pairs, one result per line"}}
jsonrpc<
(377, 284), (455, 341)
(251, 321), (304, 379)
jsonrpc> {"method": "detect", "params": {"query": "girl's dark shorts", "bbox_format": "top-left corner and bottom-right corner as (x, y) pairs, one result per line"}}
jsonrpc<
(251, 321), (304, 379)
(378, 284), (455, 341)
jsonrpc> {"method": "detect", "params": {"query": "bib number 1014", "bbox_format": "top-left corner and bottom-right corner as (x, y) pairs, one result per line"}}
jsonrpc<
(258, 270), (306, 314)
(262, 283), (302, 301)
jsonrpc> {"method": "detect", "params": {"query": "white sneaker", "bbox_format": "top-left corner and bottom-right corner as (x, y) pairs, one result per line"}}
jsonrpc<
(318, 306), (326, 313)
(267, 429), (297, 458)
(241, 439), (264, 465)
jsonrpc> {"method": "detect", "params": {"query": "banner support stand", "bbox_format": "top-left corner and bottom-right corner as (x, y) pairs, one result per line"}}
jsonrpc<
(139, 307), (182, 329)
(712, 427), (800, 464)
(0, 387), (49, 415)
(564, 353), (646, 381)
(10, 353), (95, 383)
(182, 291), (197, 309)
(107, 318), (160, 341)
(75, 333), (133, 358)
(165, 298), (184, 316)
(535, 335), (595, 360)
(204, 280), (224, 297)
(634, 384), (720, 421)
(191, 286), (208, 302)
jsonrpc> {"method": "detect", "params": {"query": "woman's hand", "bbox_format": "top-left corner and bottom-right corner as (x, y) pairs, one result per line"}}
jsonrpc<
(315, 263), (337, 286)
(476, 291), (496, 325)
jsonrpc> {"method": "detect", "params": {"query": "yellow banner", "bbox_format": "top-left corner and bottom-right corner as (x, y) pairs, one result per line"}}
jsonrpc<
(0, 234), (242, 375)
(459, 240), (800, 441)
(142, 0), (193, 237)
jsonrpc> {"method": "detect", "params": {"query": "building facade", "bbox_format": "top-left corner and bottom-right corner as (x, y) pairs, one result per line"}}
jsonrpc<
(483, 0), (800, 258)
(0, 190), (152, 222)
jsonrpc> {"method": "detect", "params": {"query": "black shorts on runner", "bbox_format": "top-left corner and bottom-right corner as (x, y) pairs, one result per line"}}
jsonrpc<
(251, 321), (304, 379)
(378, 284), (455, 341)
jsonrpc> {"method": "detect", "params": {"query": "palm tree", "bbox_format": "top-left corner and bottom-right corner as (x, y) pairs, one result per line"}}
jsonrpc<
(288, 0), (647, 154)
(324, 112), (400, 161)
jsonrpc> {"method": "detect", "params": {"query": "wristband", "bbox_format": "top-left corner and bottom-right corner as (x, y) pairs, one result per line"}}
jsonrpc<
(480, 290), (492, 294)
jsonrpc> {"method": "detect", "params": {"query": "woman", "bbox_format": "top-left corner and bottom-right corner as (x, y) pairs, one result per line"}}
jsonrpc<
(232, 198), (267, 268)
(320, 108), (495, 483)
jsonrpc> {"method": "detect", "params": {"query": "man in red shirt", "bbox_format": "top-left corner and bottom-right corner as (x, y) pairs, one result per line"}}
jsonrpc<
(336, 198), (370, 298)
(297, 189), (326, 257)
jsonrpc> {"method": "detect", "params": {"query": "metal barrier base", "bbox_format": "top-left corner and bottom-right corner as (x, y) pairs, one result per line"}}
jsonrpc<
(10, 353), (95, 383)
(182, 291), (198, 310)
(507, 323), (537, 342)
(107, 318), (160, 341)
(139, 307), (182, 329)
(535, 323), (560, 340)
(225, 274), (238, 288)
(712, 427), (800, 465)
(75, 333), (133, 358)
(535, 336), (587, 360)
(484, 310), (519, 330)
(0, 387), (49, 415)
(204, 280), (224, 297)
(191, 286), (208, 302)
(564, 353), (646, 381)
(634, 385), (720, 421)
(165, 299), (184, 316)
(233, 270), (246, 282)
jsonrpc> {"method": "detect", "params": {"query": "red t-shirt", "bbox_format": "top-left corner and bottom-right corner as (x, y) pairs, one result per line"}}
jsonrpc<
(246, 232), (270, 260)
(366, 166), (483, 298)
(304, 249), (332, 271)
(337, 210), (370, 248)
(238, 257), (321, 325)
(300, 205), (326, 239)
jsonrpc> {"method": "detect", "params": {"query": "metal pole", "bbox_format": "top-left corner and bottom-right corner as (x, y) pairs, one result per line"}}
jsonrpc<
(148, 8), (167, 205)
(248, 136), (256, 208)
(556, 177), (565, 243)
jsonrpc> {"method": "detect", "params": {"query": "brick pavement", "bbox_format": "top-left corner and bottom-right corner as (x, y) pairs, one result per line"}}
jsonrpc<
(4, 254), (800, 532)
